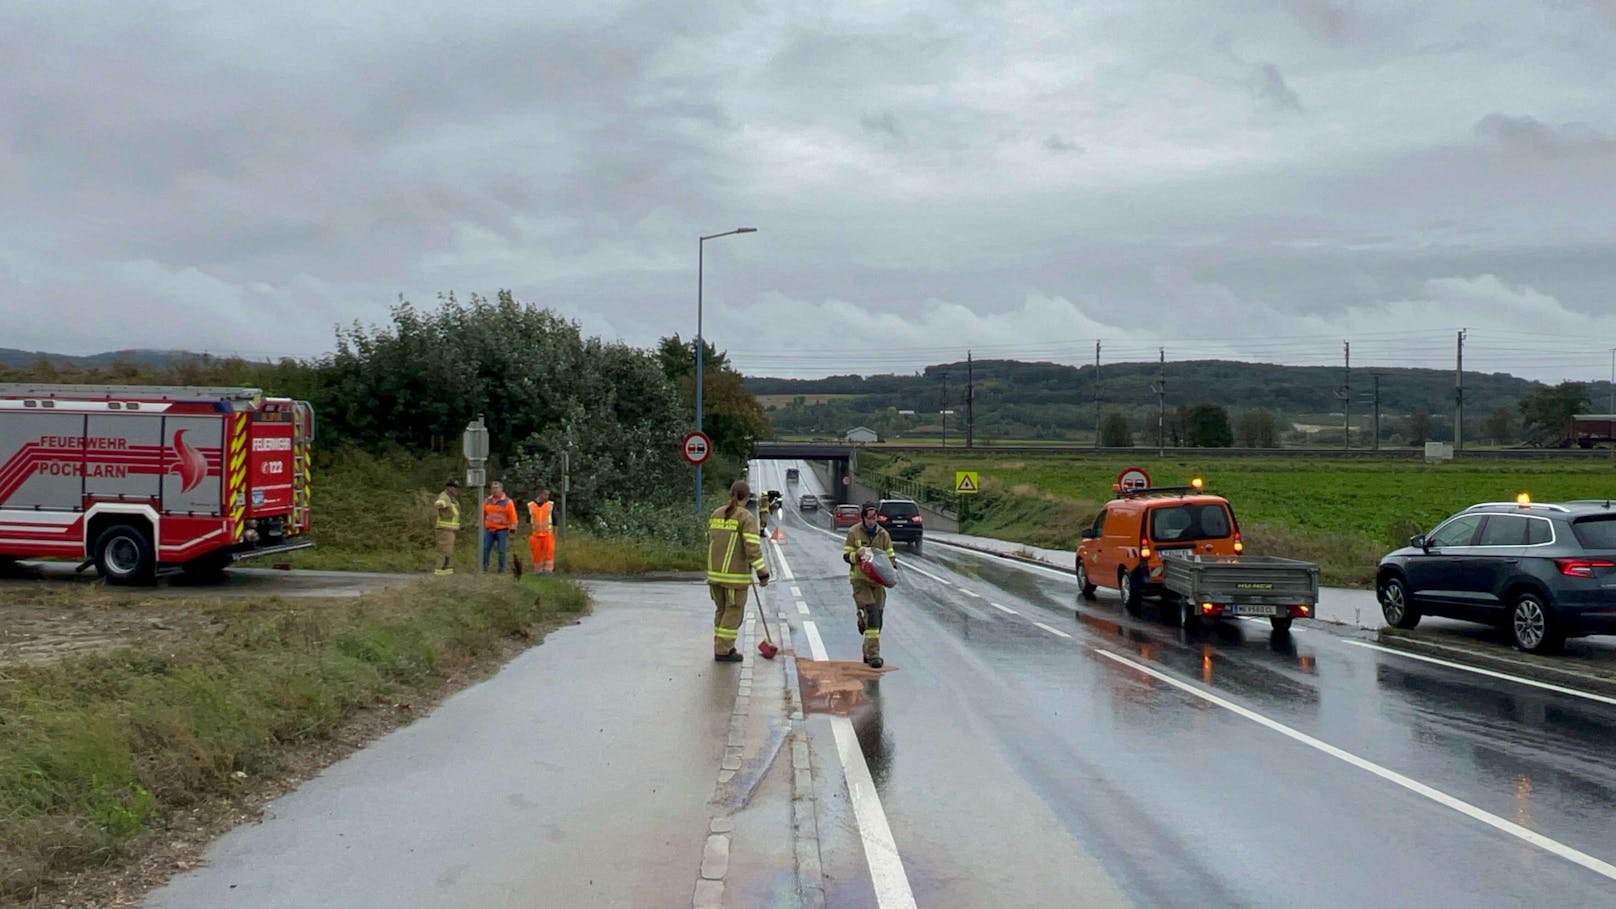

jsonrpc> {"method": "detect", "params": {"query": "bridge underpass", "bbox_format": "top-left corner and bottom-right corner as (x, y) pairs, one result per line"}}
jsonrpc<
(749, 442), (856, 506)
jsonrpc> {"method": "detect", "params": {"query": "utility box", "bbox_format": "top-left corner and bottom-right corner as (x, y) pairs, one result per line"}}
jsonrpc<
(1424, 442), (1454, 462)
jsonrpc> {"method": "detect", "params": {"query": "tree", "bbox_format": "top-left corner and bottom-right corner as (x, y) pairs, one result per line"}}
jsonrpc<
(1235, 409), (1279, 448)
(1100, 412), (1133, 447)
(1518, 381), (1590, 446)
(656, 334), (769, 467)
(1405, 409), (1433, 446)
(507, 340), (687, 520)
(1481, 407), (1515, 446)
(1182, 403), (1233, 448)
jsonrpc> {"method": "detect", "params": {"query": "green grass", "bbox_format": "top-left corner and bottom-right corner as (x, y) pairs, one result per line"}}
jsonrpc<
(0, 573), (587, 902)
(862, 452), (1616, 587)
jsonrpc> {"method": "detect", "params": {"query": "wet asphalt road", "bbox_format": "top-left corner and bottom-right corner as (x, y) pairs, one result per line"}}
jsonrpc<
(760, 461), (1616, 908)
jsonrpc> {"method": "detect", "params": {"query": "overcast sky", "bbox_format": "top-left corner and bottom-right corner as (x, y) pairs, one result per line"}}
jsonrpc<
(3, 0), (1615, 383)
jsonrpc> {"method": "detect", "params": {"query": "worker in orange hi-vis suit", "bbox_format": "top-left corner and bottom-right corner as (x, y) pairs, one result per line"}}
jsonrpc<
(526, 487), (556, 573)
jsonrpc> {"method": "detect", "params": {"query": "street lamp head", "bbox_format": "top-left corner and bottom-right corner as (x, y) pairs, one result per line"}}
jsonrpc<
(736, 227), (757, 233)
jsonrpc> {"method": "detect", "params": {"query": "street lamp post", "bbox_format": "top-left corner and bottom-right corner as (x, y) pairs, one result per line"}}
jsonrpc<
(696, 227), (757, 518)
(1608, 348), (1614, 461)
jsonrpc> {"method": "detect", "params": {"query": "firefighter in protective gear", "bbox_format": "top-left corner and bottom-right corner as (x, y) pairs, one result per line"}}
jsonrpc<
(433, 479), (460, 575)
(708, 480), (770, 662)
(843, 500), (897, 667)
(526, 488), (556, 573)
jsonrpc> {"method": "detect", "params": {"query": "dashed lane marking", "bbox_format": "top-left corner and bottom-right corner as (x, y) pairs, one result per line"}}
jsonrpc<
(797, 601), (811, 615)
(1032, 621), (1072, 639)
(990, 602), (1019, 616)
(900, 561), (954, 586)
(1095, 649), (1616, 883)
(960, 589), (983, 598)
(791, 585), (803, 598)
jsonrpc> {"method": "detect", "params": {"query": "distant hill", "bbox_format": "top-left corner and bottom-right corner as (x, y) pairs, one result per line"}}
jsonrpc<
(746, 359), (1603, 445)
(0, 348), (196, 370)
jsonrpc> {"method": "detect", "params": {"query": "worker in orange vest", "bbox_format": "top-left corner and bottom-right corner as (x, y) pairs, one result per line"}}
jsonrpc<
(481, 480), (519, 573)
(526, 487), (556, 573)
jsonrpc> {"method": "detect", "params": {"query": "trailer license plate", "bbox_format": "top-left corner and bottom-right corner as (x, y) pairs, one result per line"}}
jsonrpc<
(1229, 604), (1280, 616)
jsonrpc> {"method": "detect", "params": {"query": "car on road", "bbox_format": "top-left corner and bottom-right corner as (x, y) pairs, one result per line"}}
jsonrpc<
(1075, 479), (1242, 613)
(877, 499), (924, 552)
(800, 493), (819, 512)
(832, 504), (861, 530)
(787, 467), (800, 482)
(1376, 497), (1616, 654)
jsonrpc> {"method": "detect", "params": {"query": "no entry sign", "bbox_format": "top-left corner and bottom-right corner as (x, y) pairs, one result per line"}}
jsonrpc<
(682, 431), (712, 465)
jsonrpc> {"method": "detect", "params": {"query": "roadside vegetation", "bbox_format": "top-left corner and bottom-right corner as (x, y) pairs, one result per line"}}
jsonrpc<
(0, 573), (587, 904)
(861, 451), (1616, 587)
(281, 448), (703, 575)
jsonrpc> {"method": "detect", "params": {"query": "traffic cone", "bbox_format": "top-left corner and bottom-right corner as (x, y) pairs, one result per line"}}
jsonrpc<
(772, 524), (785, 542)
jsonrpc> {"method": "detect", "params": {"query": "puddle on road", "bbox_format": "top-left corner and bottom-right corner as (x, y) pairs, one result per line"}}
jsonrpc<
(795, 657), (895, 717)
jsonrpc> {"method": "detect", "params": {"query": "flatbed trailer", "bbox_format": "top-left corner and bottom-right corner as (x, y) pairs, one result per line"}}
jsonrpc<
(1161, 550), (1321, 631)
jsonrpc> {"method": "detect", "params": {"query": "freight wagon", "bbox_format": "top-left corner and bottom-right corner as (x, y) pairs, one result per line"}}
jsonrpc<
(0, 384), (314, 584)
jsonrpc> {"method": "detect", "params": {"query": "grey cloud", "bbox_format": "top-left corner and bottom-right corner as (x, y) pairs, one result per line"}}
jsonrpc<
(1282, 0), (1360, 41)
(1474, 114), (1616, 156)
(860, 111), (906, 145)
(1215, 39), (1305, 116)
(1250, 62), (1304, 114)
(1043, 134), (1083, 154)
(2, 0), (1615, 385)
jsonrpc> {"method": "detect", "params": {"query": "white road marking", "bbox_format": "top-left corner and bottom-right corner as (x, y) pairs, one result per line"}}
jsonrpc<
(900, 561), (953, 586)
(798, 619), (917, 908)
(771, 541), (796, 581)
(1343, 640), (1616, 708)
(797, 601), (811, 615)
(960, 589), (983, 598)
(1095, 649), (1616, 882)
(791, 585), (803, 598)
(990, 602), (1020, 616)
(1032, 621), (1072, 639)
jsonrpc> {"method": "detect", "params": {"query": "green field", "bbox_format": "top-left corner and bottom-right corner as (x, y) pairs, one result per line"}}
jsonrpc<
(859, 452), (1616, 587)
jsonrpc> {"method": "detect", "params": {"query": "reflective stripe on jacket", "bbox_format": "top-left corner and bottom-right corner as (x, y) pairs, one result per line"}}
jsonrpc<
(843, 523), (896, 580)
(528, 500), (554, 534)
(434, 493), (460, 529)
(483, 495), (518, 531)
(707, 503), (766, 588)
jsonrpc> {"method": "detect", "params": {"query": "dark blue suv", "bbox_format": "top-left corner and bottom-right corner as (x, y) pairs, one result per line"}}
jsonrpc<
(1376, 499), (1616, 654)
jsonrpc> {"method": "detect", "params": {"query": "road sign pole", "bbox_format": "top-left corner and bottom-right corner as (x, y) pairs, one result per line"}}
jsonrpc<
(464, 416), (490, 574)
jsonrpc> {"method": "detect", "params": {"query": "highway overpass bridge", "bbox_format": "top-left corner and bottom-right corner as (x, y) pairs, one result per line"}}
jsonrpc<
(750, 441), (858, 504)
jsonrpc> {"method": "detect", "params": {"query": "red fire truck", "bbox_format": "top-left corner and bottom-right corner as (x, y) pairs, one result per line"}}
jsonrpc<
(0, 384), (314, 584)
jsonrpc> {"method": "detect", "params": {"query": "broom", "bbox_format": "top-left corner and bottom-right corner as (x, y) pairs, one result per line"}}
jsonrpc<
(750, 581), (779, 660)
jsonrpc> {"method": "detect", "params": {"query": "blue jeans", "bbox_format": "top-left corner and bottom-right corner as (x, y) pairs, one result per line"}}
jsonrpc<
(481, 529), (510, 572)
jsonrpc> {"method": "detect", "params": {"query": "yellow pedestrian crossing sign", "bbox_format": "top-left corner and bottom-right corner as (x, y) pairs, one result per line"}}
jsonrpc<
(955, 471), (979, 494)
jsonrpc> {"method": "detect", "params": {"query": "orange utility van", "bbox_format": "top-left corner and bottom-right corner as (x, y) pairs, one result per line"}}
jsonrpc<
(1074, 479), (1243, 612)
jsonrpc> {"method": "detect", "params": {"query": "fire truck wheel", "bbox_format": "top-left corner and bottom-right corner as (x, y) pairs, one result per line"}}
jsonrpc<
(94, 524), (156, 586)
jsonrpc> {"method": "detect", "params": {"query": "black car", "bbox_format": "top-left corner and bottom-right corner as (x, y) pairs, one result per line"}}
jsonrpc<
(1376, 499), (1616, 654)
(876, 498), (924, 552)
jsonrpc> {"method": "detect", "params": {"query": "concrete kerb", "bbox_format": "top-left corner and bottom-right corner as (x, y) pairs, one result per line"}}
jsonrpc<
(693, 595), (825, 909)
(928, 534), (1068, 570)
(779, 617), (826, 909)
